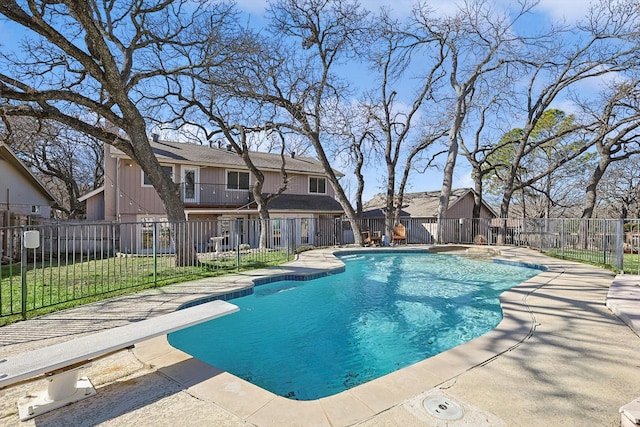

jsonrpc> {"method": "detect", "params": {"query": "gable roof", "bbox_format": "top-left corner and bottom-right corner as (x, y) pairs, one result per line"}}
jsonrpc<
(363, 188), (497, 218)
(109, 139), (343, 177)
(78, 185), (104, 203)
(0, 142), (57, 204)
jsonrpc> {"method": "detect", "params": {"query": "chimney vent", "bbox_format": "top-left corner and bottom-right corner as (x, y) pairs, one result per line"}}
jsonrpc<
(291, 151), (296, 159)
(151, 133), (159, 142)
(226, 144), (233, 151)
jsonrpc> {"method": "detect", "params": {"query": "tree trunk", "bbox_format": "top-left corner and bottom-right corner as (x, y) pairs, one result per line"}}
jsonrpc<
(582, 157), (610, 219)
(437, 132), (458, 242)
(118, 129), (193, 266)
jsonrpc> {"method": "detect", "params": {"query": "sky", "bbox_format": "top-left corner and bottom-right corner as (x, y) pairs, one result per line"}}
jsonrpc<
(228, 0), (597, 202)
(0, 0), (601, 204)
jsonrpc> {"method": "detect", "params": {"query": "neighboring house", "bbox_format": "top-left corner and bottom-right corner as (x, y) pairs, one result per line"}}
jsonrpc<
(80, 137), (344, 251)
(363, 188), (497, 219)
(0, 142), (57, 224)
(361, 188), (497, 243)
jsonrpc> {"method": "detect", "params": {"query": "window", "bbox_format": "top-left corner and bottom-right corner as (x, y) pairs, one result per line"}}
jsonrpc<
(142, 165), (174, 187)
(31, 205), (40, 214)
(227, 171), (250, 190)
(309, 177), (326, 194)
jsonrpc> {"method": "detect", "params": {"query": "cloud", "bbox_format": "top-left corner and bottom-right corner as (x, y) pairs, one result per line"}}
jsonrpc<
(233, 0), (269, 15)
(535, 0), (591, 22)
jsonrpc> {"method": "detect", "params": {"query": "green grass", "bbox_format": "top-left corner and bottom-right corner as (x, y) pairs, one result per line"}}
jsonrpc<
(544, 247), (640, 274)
(0, 249), (292, 327)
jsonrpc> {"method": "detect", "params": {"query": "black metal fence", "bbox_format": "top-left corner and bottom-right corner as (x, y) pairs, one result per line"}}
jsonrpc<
(0, 218), (334, 321)
(1, 216), (637, 321)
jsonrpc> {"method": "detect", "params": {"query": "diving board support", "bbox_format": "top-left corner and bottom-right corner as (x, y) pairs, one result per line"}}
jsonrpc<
(17, 363), (96, 421)
(0, 299), (239, 421)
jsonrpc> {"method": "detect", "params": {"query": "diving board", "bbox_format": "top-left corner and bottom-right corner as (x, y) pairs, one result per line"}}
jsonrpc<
(0, 299), (239, 421)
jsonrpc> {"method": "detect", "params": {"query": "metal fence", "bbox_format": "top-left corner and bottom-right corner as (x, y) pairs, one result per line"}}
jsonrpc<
(1, 216), (638, 321)
(336, 216), (633, 273)
(0, 217), (338, 321)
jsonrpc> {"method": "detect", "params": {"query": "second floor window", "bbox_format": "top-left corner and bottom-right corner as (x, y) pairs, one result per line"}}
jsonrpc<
(227, 171), (250, 190)
(142, 165), (174, 187)
(309, 177), (326, 194)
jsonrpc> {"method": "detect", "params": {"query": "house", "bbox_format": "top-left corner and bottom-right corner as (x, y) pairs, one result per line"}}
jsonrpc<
(363, 188), (496, 219)
(361, 188), (497, 243)
(0, 142), (57, 225)
(80, 137), (344, 251)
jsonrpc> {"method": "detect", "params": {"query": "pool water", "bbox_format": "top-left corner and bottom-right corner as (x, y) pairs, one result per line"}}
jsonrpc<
(168, 252), (540, 400)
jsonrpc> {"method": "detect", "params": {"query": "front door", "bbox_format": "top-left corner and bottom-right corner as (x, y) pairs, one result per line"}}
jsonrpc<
(181, 167), (199, 204)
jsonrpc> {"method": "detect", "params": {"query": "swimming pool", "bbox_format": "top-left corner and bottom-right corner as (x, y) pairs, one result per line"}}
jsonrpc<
(168, 251), (541, 400)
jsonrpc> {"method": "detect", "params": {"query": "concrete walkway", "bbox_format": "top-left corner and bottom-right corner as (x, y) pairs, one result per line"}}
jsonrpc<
(1, 247), (639, 426)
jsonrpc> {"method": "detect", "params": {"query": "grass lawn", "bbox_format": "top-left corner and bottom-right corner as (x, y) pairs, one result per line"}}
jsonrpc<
(545, 248), (640, 274)
(0, 249), (292, 326)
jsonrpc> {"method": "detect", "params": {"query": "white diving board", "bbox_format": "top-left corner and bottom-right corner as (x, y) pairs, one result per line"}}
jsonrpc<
(0, 299), (239, 421)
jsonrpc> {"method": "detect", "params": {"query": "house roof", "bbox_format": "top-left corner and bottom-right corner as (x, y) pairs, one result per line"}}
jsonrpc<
(78, 185), (104, 203)
(361, 207), (410, 218)
(0, 142), (57, 204)
(266, 194), (343, 213)
(109, 139), (343, 177)
(363, 188), (496, 218)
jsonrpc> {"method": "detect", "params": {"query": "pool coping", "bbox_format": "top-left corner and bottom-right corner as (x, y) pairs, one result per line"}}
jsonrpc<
(133, 246), (560, 427)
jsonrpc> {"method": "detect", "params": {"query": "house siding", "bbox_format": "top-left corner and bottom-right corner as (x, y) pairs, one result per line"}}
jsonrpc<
(445, 193), (495, 219)
(100, 143), (341, 221)
(0, 156), (52, 217)
(85, 193), (105, 221)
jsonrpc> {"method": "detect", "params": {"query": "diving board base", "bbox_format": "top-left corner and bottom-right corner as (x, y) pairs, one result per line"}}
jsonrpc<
(17, 369), (96, 421)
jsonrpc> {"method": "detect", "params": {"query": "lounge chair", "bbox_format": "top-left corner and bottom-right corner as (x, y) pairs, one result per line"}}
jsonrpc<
(392, 223), (406, 245)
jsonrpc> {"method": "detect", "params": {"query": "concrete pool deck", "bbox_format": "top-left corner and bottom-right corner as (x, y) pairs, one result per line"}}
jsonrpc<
(1, 246), (640, 426)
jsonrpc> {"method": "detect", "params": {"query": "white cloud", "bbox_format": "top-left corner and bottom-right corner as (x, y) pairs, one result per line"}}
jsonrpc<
(233, 0), (269, 15)
(535, 0), (591, 23)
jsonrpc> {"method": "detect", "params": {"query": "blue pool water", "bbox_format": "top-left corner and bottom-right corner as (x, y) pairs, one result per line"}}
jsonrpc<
(168, 252), (541, 400)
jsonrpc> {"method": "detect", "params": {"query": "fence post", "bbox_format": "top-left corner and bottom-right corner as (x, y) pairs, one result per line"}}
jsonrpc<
(600, 220), (609, 265)
(20, 226), (27, 320)
(561, 219), (565, 259)
(614, 219), (624, 272)
(152, 221), (158, 284)
(236, 218), (241, 271)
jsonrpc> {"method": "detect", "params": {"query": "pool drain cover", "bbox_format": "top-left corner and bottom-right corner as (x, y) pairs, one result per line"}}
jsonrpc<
(423, 396), (464, 420)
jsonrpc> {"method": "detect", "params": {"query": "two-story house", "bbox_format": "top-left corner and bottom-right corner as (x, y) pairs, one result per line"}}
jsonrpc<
(80, 137), (344, 251)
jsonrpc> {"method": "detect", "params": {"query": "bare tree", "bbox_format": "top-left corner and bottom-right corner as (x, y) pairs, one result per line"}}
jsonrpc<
(409, 0), (538, 240)
(362, 9), (448, 239)
(156, 21), (299, 248)
(598, 155), (640, 219)
(578, 80), (640, 219)
(493, 0), (640, 221)
(1, 117), (103, 218)
(220, 0), (371, 244)
(0, 0), (238, 263)
(326, 102), (377, 217)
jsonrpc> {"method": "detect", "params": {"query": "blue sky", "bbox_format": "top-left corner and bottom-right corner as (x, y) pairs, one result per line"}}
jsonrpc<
(229, 0), (596, 202)
(0, 0), (601, 203)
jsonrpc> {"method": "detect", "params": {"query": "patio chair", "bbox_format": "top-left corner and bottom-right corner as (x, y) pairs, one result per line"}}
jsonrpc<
(361, 230), (372, 246)
(370, 231), (382, 246)
(392, 223), (406, 245)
